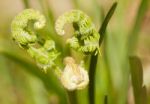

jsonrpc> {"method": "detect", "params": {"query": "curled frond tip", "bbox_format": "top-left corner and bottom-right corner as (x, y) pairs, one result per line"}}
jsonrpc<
(55, 10), (100, 55)
(11, 9), (46, 46)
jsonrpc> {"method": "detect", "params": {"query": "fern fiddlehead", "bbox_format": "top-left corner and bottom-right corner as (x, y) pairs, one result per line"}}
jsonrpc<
(55, 10), (100, 55)
(11, 9), (46, 46)
(11, 9), (60, 72)
(11, 9), (89, 91)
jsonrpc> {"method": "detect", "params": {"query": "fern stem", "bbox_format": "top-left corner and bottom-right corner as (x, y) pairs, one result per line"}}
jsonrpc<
(88, 2), (117, 104)
(38, 0), (63, 52)
(22, 0), (30, 8)
(104, 96), (108, 104)
(71, 0), (79, 8)
(65, 47), (78, 104)
(67, 91), (78, 104)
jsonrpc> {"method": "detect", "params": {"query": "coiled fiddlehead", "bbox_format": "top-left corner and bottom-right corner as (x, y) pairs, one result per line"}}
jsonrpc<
(55, 10), (100, 55)
(11, 9), (60, 71)
(11, 9), (46, 46)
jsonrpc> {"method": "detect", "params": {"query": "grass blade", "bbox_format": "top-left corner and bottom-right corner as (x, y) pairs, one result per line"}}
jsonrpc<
(88, 2), (117, 104)
(128, 0), (148, 54)
(129, 56), (148, 104)
(99, 2), (117, 45)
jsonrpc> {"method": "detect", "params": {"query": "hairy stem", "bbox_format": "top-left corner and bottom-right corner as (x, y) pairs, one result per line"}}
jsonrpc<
(88, 2), (117, 104)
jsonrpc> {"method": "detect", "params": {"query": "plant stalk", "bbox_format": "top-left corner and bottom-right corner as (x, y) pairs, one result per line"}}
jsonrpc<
(67, 91), (78, 104)
(22, 0), (30, 8)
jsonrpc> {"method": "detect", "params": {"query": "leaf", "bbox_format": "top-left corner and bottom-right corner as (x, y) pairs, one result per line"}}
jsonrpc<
(99, 2), (117, 45)
(129, 56), (147, 104)
(88, 2), (118, 104)
(128, 0), (149, 53)
(141, 86), (148, 104)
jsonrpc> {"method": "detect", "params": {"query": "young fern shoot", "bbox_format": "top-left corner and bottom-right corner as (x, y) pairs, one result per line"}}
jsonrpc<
(55, 10), (100, 55)
(11, 9), (60, 72)
(11, 9), (90, 91)
(11, 9), (46, 46)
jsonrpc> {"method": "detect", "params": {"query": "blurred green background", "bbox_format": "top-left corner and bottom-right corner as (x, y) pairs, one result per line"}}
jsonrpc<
(0, 0), (150, 104)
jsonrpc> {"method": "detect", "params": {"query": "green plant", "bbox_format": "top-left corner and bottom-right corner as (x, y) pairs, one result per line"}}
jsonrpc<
(55, 10), (100, 55)
(11, 8), (99, 104)
(0, 0), (149, 104)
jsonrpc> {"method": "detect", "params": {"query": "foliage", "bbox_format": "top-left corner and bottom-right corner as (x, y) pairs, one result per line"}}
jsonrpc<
(0, 0), (149, 104)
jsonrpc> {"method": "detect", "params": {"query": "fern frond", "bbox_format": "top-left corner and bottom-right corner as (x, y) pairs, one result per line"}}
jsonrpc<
(11, 9), (46, 46)
(55, 10), (100, 55)
(11, 9), (60, 72)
